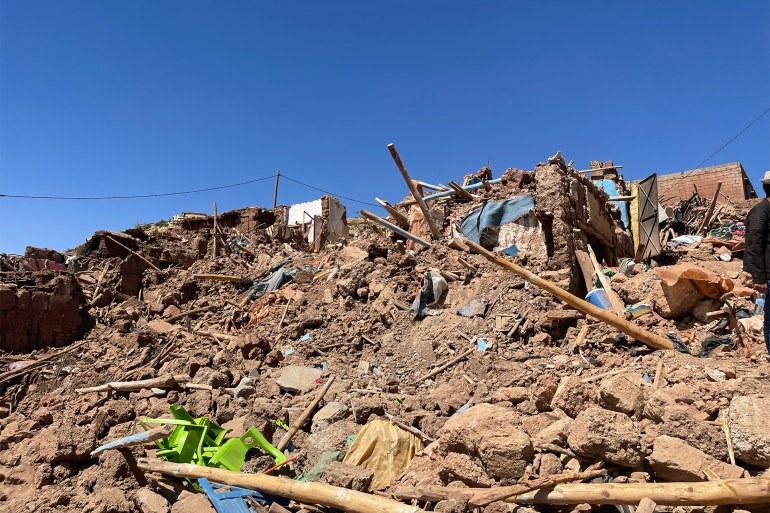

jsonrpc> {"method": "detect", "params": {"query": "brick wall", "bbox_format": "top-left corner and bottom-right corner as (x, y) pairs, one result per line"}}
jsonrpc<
(656, 162), (756, 206)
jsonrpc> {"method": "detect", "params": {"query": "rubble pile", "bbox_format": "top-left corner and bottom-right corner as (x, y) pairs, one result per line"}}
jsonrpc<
(1, 152), (769, 513)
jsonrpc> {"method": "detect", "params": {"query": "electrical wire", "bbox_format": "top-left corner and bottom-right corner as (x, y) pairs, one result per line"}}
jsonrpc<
(0, 175), (276, 200)
(658, 107), (770, 198)
(280, 174), (379, 207)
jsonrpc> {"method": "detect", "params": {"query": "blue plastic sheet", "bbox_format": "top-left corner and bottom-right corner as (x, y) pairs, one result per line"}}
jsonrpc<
(459, 194), (535, 244)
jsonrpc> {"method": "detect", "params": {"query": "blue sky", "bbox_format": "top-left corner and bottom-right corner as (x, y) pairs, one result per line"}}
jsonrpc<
(1, 1), (768, 254)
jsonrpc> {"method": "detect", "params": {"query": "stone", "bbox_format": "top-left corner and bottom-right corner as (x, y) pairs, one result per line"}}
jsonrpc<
(650, 277), (703, 320)
(229, 377), (256, 399)
(133, 489), (170, 513)
(532, 417), (573, 447)
(171, 491), (215, 513)
(729, 395), (770, 468)
(320, 461), (374, 492)
(351, 397), (385, 423)
(276, 366), (323, 393)
(648, 435), (744, 481)
(567, 406), (642, 467)
(489, 387), (529, 404)
(551, 378), (599, 418)
(441, 403), (533, 481)
(538, 452), (563, 476)
(692, 299), (722, 323)
(146, 319), (178, 335)
(599, 373), (643, 415)
(529, 374), (559, 412)
(312, 402), (349, 433)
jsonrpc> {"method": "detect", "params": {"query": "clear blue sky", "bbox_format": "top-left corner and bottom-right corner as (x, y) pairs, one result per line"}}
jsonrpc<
(1, 1), (768, 254)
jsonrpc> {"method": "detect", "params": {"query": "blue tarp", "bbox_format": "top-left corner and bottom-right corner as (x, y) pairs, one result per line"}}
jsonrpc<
(459, 194), (535, 243)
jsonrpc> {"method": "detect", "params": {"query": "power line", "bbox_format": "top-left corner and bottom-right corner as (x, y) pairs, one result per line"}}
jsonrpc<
(0, 175), (276, 200)
(658, 107), (770, 198)
(280, 174), (379, 207)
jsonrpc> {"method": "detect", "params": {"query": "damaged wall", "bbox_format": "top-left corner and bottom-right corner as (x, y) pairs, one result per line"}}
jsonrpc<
(533, 161), (634, 294)
(0, 272), (91, 352)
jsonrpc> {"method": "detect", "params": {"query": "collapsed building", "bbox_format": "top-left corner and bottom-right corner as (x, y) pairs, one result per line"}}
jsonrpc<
(1, 150), (769, 513)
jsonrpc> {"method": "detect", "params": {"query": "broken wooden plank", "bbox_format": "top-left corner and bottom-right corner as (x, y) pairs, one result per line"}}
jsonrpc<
(698, 181), (723, 235)
(375, 198), (409, 229)
(547, 309), (586, 322)
(462, 239), (673, 350)
(276, 376), (336, 451)
(413, 346), (476, 384)
(387, 143), (442, 239)
(448, 180), (475, 201)
(76, 374), (191, 394)
(586, 244), (625, 316)
(360, 210), (431, 248)
(91, 424), (174, 456)
(105, 235), (161, 272)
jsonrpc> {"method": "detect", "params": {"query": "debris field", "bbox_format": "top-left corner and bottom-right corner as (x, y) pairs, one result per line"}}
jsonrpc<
(1, 147), (769, 513)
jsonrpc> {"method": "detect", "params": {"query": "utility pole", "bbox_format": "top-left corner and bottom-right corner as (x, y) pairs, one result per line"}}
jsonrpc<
(272, 169), (281, 209)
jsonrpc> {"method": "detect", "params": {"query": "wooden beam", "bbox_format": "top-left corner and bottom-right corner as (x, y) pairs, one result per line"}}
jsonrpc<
(460, 239), (674, 350)
(387, 143), (441, 239)
(586, 244), (625, 316)
(403, 178), (503, 204)
(375, 198), (409, 229)
(509, 478), (770, 506)
(360, 210), (431, 248)
(448, 180), (475, 201)
(105, 235), (161, 272)
(698, 181), (723, 235)
(276, 376), (335, 451)
(577, 165), (624, 173)
(136, 458), (425, 513)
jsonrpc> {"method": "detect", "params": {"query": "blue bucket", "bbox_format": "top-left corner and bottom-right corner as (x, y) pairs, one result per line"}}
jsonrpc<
(585, 288), (612, 310)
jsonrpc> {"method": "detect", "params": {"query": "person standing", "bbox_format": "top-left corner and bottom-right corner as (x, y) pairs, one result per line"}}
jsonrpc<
(744, 172), (770, 358)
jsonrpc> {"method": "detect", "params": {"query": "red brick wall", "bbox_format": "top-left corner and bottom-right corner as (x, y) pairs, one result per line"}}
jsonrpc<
(657, 163), (756, 206)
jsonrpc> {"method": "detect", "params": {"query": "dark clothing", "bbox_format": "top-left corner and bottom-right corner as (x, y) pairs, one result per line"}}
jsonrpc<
(744, 199), (770, 283)
(764, 282), (770, 356)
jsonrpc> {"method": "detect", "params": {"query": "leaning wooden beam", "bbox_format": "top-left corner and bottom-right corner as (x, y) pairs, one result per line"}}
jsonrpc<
(360, 210), (432, 249)
(391, 469), (606, 507)
(586, 243), (625, 316)
(75, 374), (191, 394)
(137, 458), (425, 513)
(509, 478), (770, 506)
(375, 198), (410, 229)
(90, 260), (112, 304)
(105, 235), (161, 272)
(698, 181), (723, 235)
(276, 376), (336, 451)
(461, 239), (674, 350)
(448, 180), (475, 201)
(387, 143), (442, 239)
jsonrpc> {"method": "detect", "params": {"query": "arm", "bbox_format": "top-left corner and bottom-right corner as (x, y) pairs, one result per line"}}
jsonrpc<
(744, 203), (769, 287)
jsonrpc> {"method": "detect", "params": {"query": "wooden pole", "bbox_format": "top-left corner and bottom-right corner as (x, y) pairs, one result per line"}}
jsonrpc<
(361, 210), (432, 248)
(461, 239), (674, 350)
(90, 260), (112, 304)
(276, 376), (335, 451)
(213, 201), (218, 259)
(392, 469), (606, 507)
(273, 169), (281, 209)
(163, 306), (214, 323)
(698, 181), (723, 235)
(586, 243), (625, 316)
(448, 180), (475, 201)
(577, 165), (624, 173)
(105, 236), (161, 272)
(387, 143), (442, 239)
(375, 198), (410, 229)
(509, 478), (770, 506)
(413, 346), (476, 384)
(75, 374), (191, 394)
(193, 273), (246, 283)
(136, 458), (425, 513)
